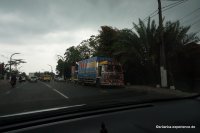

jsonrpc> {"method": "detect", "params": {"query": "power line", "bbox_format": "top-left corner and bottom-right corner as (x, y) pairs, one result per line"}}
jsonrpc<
(195, 29), (200, 34)
(162, 0), (186, 9)
(132, 0), (187, 29)
(142, 1), (184, 22)
(143, 9), (158, 22)
(179, 7), (200, 21)
(182, 13), (200, 25)
(143, 0), (187, 22)
(162, 0), (200, 28)
(162, 0), (188, 12)
(191, 18), (200, 26)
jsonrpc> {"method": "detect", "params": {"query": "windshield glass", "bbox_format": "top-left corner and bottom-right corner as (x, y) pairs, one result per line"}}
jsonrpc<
(0, 0), (199, 118)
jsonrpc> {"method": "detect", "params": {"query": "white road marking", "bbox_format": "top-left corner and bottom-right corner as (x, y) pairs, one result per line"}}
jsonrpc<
(41, 82), (53, 89)
(53, 89), (69, 99)
(40, 81), (69, 99)
(0, 104), (86, 118)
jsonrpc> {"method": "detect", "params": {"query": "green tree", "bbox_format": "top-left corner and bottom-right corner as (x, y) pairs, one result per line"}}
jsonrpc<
(163, 21), (199, 86)
(97, 26), (119, 57)
(56, 18), (199, 86)
(64, 46), (82, 64)
(56, 59), (65, 77)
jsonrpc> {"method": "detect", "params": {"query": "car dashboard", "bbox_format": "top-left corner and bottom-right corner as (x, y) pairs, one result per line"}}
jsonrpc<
(1, 97), (200, 133)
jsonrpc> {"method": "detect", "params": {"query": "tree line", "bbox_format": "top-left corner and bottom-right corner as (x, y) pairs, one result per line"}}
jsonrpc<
(56, 18), (199, 89)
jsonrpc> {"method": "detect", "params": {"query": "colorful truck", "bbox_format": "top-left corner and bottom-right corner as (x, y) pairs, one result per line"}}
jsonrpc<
(73, 57), (124, 86)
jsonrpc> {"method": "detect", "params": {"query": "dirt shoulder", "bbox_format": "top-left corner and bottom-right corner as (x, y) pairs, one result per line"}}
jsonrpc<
(125, 85), (198, 99)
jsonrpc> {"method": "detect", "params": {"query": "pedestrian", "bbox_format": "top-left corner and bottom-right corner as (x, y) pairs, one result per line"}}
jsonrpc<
(19, 75), (22, 83)
(10, 74), (17, 87)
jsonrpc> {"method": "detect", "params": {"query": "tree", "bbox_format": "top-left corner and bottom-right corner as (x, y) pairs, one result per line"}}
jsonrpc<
(56, 18), (199, 87)
(97, 26), (119, 57)
(64, 46), (82, 65)
(77, 43), (92, 59)
(56, 59), (65, 77)
(56, 44), (92, 78)
(164, 21), (199, 58)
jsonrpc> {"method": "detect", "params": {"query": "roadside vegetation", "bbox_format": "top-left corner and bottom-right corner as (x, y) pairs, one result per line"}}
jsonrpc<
(56, 18), (200, 91)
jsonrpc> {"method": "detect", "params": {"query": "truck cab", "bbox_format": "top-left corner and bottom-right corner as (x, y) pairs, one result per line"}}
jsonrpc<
(97, 61), (124, 86)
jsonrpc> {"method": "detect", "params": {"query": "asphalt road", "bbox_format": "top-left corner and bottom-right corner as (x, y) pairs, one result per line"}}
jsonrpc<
(0, 80), (196, 116)
(0, 80), (146, 116)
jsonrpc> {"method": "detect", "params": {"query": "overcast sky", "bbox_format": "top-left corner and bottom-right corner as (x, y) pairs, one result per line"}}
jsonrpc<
(0, 0), (199, 74)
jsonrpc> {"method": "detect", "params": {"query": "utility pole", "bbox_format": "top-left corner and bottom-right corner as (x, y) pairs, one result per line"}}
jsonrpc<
(158, 0), (167, 87)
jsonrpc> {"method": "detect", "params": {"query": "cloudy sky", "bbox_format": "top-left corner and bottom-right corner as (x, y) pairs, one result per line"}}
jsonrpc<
(0, 0), (199, 74)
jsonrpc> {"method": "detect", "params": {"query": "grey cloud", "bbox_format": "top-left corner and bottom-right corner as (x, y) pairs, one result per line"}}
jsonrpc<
(0, 0), (199, 45)
(0, 0), (199, 73)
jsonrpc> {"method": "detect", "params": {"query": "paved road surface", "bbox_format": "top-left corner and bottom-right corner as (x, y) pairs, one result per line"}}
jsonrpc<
(0, 80), (195, 116)
(0, 81), (144, 115)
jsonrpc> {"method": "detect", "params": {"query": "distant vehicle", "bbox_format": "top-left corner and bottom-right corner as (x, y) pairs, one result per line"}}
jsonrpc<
(18, 75), (26, 83)
(28, 73), (37, 82)
(73, 56), (124, 86)
(54, 77), (65, 82)
(21, 76), (26, 82)
(30, 76), (37, 82)
(41, 73), (51, 82)
(28, 73), (35, 80)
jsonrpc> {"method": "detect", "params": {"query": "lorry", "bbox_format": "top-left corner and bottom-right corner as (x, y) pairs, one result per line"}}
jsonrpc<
(71, 57), (124, 86)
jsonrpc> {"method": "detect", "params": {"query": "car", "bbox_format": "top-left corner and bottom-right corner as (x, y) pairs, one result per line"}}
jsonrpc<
(54, 77), (65, 82)
(21, 76), (26, 82)
(30, 76), (37, 82)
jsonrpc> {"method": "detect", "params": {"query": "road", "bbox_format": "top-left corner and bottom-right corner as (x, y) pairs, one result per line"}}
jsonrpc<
(0, 80), (196, 116)
(0, 80), (145, 116)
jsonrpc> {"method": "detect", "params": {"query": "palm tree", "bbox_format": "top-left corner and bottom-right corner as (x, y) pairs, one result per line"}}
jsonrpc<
(164, 21), (199, 58)
(113, 18), (199, 86)
(163, 21), (199, 86)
